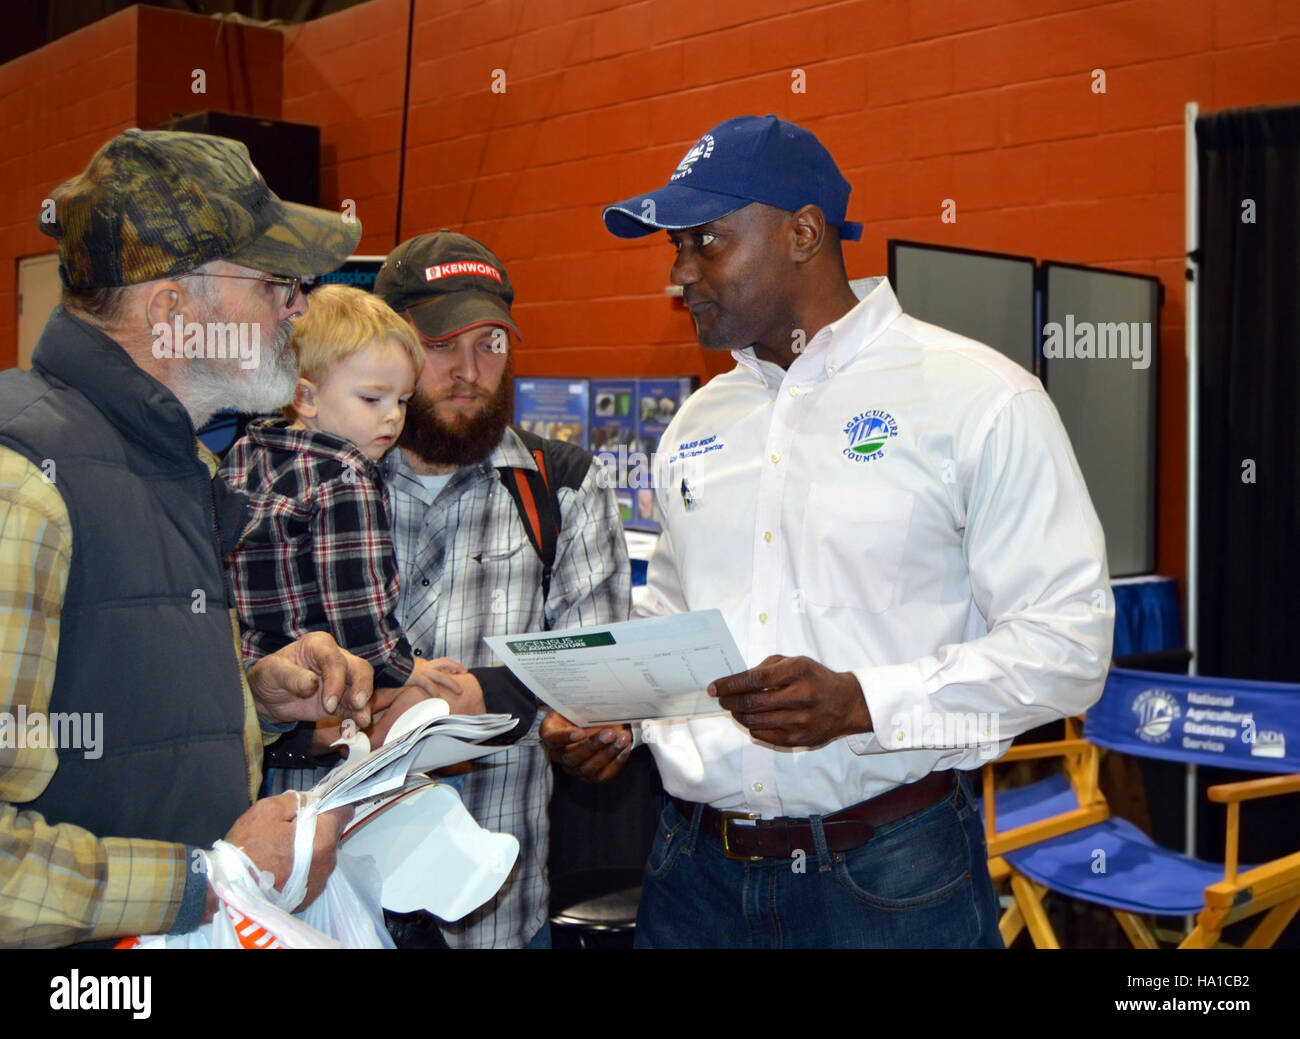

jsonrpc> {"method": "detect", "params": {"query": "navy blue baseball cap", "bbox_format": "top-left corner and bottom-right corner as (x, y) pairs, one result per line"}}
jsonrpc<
(602, 115), (862, 242)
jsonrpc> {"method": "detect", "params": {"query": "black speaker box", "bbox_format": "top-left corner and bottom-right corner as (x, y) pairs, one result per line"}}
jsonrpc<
(158, 110), (321, 207)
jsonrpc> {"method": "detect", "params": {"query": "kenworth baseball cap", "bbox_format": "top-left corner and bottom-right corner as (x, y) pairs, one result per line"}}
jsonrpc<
(602, 114), (862, 241)
(39, 128), (362, 289)
(373, 231), (520, 341)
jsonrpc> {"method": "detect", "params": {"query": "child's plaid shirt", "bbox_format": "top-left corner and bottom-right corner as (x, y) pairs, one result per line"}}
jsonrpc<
(218, 419), (416, 687)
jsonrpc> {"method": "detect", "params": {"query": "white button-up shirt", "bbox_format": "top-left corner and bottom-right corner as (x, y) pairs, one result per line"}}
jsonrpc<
(638, 278), (1113, 818)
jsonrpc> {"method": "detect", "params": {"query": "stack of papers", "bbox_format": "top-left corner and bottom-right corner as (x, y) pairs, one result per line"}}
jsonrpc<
(312, 698), (516, 812)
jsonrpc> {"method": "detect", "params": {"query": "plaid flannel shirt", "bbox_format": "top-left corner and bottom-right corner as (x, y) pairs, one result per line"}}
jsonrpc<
(219, 420), (415, 687)
(383, 428), (630, 948)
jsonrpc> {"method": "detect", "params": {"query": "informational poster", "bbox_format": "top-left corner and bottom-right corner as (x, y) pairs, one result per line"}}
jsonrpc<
(631, 377), (697, 531)
(511, 376), (699, 530)
(513, 378), (589, 447)
(589, 379), (639, 524)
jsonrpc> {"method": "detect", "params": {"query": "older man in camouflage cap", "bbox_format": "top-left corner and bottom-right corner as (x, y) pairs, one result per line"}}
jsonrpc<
(0, 129), (376, 947)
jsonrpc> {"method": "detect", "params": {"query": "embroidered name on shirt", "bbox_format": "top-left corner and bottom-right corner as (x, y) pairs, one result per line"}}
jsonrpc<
(842, 410), (899, 463)
(668, 435), (724, 463)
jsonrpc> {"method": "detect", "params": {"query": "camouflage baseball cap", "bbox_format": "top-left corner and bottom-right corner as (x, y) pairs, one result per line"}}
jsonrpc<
(40, 128), (361, 289)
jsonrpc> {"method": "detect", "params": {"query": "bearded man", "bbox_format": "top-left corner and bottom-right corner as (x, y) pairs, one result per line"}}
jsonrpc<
(373, 231), (630, 948)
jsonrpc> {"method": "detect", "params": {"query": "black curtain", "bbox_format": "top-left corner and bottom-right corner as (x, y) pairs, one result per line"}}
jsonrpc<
(1196, 105), (1300, 683)
(1195, 107), (1300, 945)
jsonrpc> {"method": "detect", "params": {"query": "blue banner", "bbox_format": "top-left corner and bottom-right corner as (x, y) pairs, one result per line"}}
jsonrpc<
(1085, 668), (1300, 773)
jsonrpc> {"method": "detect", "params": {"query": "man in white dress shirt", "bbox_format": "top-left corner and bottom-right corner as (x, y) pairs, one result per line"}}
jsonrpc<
(542, 115), (1114, 948)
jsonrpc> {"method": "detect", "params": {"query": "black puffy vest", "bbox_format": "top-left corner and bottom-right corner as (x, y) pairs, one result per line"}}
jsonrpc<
(0, 307), (251, 846)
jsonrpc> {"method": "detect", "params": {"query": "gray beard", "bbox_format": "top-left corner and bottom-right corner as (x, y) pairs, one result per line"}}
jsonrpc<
(181, 319), (297, 428)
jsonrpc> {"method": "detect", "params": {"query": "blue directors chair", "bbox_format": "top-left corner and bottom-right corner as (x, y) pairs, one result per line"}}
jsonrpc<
(982, 668), (1300, 949)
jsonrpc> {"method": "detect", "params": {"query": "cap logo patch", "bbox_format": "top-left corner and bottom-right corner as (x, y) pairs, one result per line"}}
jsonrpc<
(671, 134), (714, 182)
(425, 261), (503, 283)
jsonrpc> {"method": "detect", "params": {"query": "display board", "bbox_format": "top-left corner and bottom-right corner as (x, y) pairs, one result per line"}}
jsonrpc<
(1042, 262), (1161, 577)
(515, 376), (698, 531)
(887, 240), (1038, 375)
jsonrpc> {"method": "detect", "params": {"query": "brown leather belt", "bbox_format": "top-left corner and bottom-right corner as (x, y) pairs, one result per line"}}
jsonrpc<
(670, 770), (957, 861)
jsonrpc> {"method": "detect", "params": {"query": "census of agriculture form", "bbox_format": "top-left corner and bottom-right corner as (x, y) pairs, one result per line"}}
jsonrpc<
(483, 610), (746, 726)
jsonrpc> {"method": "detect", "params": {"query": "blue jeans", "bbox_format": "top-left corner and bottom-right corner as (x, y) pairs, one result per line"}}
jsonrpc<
(634, 772), (1003, 949)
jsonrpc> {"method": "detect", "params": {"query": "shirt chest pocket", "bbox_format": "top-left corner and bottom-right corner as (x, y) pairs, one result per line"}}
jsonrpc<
(476, 540), (527, 564)
(796, 482), (915, 613)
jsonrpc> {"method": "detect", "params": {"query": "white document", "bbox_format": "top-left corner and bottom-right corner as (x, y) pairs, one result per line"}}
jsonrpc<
(483, 609), (746, 726)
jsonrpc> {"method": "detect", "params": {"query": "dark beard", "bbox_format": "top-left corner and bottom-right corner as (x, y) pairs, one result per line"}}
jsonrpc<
(399, 372), (514, 468)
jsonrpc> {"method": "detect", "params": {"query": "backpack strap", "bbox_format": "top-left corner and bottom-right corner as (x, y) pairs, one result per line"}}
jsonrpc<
(497, 426), (594, 612)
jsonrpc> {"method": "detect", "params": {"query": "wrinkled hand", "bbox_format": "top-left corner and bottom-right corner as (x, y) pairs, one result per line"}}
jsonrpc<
(709, 655), (872, 748)
(205, 793), (352, 920)
(248, 631), (375, 728)
(540, 711), (632, 783)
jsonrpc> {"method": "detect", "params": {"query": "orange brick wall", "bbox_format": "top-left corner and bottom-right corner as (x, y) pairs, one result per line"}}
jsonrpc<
(278, 0), (1300, 586)
(0, 8), (138, 365)
(8, 0), (1300, 586)
(0, 7), (283, 370)
(283, 0), (409, 252)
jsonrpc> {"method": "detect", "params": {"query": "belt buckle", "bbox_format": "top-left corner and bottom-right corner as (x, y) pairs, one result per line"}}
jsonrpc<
(720, 810), (762, 861)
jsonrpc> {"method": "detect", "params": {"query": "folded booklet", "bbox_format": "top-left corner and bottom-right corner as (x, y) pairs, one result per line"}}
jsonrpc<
(311, 698), (517, 813)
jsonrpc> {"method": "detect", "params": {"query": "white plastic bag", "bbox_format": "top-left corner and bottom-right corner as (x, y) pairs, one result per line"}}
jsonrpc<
(297, 848), (393, 948)
(124, 791), (392, 949)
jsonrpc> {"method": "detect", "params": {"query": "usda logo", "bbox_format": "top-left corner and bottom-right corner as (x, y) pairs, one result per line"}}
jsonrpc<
(1132, 689), (1181, 743)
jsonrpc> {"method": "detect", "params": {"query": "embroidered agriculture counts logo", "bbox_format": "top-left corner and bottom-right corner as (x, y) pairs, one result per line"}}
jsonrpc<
(842, 410), (898, 462)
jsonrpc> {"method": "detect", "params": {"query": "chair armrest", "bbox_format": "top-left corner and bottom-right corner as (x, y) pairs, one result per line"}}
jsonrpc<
(997, 738), (1094, 764)
(1207, 773), (1300, 804)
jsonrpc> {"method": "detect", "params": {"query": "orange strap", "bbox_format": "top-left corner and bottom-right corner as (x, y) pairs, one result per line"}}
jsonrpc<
(512, 469), (544, 551)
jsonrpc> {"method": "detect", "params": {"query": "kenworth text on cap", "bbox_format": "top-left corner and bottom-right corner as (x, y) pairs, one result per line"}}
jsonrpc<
(39, 128), (361, 288)
(601, 114), (863, 241)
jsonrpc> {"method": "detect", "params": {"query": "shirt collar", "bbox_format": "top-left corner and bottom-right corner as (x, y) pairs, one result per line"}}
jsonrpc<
(729, 276), (903, 387)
